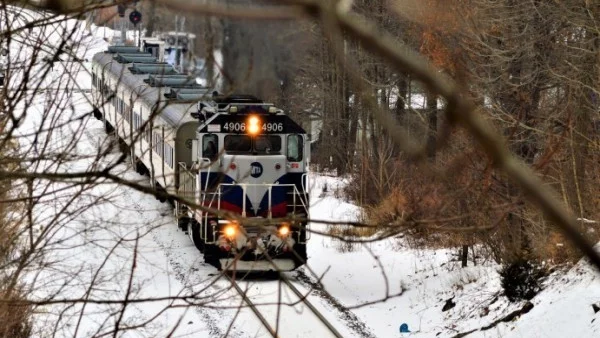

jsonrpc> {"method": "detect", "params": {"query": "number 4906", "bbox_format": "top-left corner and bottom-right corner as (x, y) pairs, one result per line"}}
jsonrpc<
(262, 122), (283, 132)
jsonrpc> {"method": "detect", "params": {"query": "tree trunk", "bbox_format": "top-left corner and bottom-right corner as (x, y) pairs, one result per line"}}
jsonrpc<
(204, 18), (215, 88)
(395, 75), (408, 117)
(144, 0), (156, 37)
(426, 92), (437, 161)
(461, 245), (469, 268)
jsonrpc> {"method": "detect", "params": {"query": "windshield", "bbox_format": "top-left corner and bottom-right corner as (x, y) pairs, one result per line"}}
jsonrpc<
(224, 135), (281, 154)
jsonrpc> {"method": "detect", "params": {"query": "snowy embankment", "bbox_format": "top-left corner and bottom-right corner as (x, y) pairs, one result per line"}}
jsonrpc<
(308, 177), (600, 338)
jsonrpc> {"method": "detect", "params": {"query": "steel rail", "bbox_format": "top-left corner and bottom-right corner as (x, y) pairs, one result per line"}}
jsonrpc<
(277, 271), (344, 338)
(224, 273), (280, 338)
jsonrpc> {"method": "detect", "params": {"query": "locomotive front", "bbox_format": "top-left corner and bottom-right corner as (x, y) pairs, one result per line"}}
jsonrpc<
(185, 96), (309, 272)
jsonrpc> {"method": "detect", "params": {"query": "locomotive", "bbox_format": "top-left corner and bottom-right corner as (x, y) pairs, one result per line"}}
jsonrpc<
(91, 44), (310, 272)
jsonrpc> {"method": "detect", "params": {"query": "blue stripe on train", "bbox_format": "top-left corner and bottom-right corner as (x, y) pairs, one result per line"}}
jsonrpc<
(200, 173), (289, 217)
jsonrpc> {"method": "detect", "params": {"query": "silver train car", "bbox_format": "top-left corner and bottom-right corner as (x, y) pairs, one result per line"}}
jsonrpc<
(91, 45), (310, 272)
(91, 48), (199, 196)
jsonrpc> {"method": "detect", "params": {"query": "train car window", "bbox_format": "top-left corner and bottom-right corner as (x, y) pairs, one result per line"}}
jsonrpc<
(254, 135), (281, 153)
(145, 126), (151, 142)
(203, 134), (219, 160)
(287, 134), (303, 162)
(224, 135), (251, 153)
(152, 133), (156, 151)
(124, 103), (131, 122)
(164, 144), (173, 168)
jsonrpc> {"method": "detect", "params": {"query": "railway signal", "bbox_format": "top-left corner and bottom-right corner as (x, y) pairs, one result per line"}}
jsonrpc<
(117, 4), (126, 18)
(129, 10), (142, 26)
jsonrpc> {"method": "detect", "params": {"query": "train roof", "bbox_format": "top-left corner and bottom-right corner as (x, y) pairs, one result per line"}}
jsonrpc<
(92, 52), (205, 128)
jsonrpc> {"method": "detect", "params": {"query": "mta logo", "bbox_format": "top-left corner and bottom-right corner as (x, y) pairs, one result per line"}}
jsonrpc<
(250, 162), (263, 178)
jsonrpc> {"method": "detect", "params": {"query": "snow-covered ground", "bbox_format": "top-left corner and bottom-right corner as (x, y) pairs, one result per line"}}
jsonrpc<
(6, 6), (600, 338)
(304, 176), (600, 338)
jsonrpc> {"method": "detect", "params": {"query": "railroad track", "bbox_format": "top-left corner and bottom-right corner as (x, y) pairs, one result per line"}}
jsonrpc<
(223, 270), (345, 338)
(293, 269), (377, 338)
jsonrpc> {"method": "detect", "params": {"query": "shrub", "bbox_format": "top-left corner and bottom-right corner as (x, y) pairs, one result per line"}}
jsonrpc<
(499, 259), (546, 302)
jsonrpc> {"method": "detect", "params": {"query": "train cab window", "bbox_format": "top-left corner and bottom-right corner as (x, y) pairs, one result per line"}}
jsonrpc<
(287, 134), (303, 162)
(224, 135), (251, 153)
(202, 134), (219, 160)
(254, 135), (281, 154)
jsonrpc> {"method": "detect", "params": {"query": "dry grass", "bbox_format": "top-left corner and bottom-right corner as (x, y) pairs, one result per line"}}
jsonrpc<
(363, 187), (408, 227)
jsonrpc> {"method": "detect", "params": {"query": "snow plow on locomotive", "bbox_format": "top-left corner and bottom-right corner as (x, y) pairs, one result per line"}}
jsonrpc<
(91, 44), (310, 272)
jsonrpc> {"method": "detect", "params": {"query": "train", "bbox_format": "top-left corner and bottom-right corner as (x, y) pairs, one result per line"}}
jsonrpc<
(91, 43), (310, 272)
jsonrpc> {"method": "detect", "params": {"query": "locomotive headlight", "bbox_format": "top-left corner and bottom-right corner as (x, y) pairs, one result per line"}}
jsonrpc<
(247, 115), (260, 135)
(224, 225), (237, 238)
(278, 224), (290, 237)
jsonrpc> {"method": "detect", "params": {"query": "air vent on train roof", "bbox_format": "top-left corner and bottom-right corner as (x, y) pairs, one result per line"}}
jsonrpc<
(175, 92), (210, 101)
(114, 54), (158, 64)
(106, 45), (140, 54)
(114, 52), (152, 58)
(129, 63), (178, 75)
(164, 87), (209, 99)
(144, 74), (199, 87)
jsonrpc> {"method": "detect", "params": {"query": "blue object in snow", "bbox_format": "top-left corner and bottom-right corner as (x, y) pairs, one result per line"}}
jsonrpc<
(399, 323), (410, 333)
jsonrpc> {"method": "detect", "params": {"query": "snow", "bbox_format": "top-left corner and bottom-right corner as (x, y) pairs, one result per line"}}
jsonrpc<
(304, 175), (600, 337)
(6, 6), (600, 338)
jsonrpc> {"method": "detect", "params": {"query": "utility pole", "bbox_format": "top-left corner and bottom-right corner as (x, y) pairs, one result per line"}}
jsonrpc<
(121, 18), (126, 44)
(180, 16), (186, 72)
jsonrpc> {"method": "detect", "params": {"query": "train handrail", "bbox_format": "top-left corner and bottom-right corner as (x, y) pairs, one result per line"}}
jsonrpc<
(200, 182), (310, 244)
(301, 173), (311, 241)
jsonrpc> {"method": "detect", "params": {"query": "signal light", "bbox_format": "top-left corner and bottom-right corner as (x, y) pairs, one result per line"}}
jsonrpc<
(247, 115), (260, 135)
(129, 10), (142, 26)
(117, 4), (126, 18)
